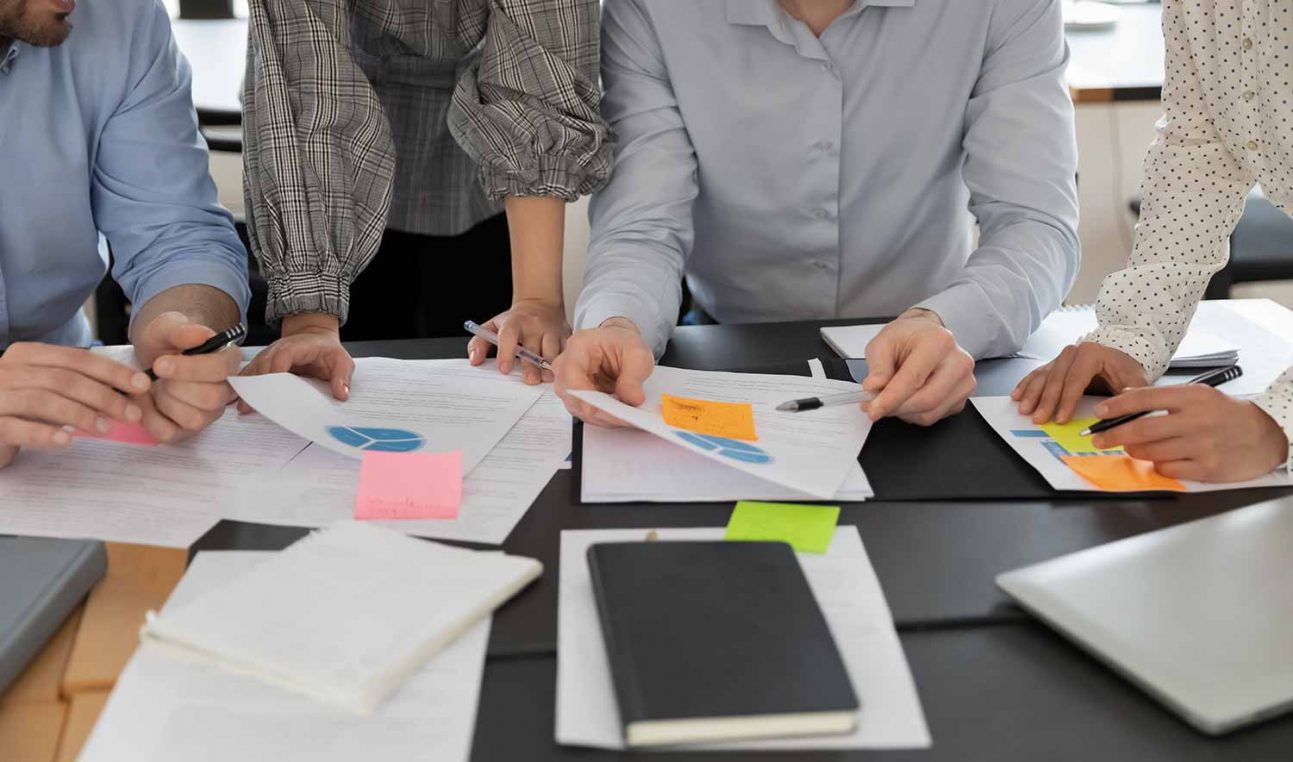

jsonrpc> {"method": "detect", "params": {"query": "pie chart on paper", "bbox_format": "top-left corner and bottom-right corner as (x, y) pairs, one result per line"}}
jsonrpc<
(327, 426), (427, 453)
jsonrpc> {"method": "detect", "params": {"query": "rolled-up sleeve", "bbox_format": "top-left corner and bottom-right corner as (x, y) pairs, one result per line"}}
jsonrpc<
(574, 0), (696, 357)
(94, 1), (249, 326)
(242, 0), (395, 325)
(918, 0), (1079, 360)
(448, 0), (614, 202)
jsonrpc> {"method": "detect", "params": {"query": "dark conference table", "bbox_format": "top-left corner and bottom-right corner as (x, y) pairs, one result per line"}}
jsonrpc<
(196, 319), (1293, 760)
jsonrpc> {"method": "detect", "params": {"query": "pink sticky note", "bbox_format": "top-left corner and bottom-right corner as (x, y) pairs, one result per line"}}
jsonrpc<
(355, 450), (463, 520)
(73, 421), (159, 446)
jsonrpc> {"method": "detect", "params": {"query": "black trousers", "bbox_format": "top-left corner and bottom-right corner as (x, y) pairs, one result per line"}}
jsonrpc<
(340, 214), (513, 342)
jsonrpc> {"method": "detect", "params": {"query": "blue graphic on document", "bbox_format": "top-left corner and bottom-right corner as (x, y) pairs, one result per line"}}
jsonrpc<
(327, 426), (426, 452)
(675, 431), (773, 464)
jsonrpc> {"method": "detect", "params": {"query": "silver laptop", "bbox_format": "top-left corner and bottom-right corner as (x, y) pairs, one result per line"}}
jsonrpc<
(997, 497), (1293, 735)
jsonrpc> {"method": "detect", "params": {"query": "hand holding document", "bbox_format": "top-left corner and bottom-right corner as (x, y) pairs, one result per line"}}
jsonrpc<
(570, 366), (871, 499)
(229, 358), (543, 468)
(972, 396), (1293, 493)
(81, 552), (491, 762)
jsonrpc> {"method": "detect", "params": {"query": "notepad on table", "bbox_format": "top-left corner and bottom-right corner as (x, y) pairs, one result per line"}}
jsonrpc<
(587, 541), (860, 747)
(140, 521), (541, 713)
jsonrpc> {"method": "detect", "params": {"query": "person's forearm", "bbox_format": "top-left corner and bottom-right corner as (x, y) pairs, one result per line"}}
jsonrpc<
(505, 196), (566, 308)
(130, 284), (240, 344)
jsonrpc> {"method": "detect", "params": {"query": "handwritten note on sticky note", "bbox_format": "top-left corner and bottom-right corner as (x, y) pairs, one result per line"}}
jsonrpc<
(74, 421), (159, 446)
(1061, 455), (1187, 492)
(355, 451), (462, 520)
(661, 394), (757, 442)
(1041, 418), (1121, 455)
(724, 501), (840, 554)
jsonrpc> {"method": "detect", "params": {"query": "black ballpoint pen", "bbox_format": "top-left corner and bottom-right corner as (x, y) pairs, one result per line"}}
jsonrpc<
(1079, 365), (1244, 437)
(145, 323), (247, 381)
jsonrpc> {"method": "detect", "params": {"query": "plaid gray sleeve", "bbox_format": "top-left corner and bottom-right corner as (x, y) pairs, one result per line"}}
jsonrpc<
(448, 0), (614, 202)
(242, 0), (395, 325)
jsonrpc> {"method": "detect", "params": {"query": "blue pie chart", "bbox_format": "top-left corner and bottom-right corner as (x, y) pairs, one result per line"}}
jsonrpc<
(675, 431), (773, 464)
(327, 426), (426, 453)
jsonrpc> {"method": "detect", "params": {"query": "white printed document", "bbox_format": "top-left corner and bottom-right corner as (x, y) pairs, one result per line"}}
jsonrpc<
(141, 521), (541, 713)
(80, 551), (490, 762)
(0, 410), (307, 548)
(227, 390), (572, 545)
(555, 527), (930, 750)
(581, 424), (872, 503)
(569, 366), (871, 500)
(1014, 305), (1239, 369)
(972, 396), (1293, 493)
(229, 358), (543, 467)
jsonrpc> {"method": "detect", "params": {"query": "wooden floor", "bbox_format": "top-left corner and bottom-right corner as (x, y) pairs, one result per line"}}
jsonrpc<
(0, 544), (187, 762)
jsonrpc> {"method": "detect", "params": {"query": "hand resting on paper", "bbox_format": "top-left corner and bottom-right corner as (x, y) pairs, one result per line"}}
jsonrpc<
(1087, 386), (1287, 483)
(861, 309), (976, 426)
(0, 342), (152, 467)
(468, 299), (569, 386)
(1012, 341), (1149, 424)
(553, 317), (655, 428)
(238, 313), (354, 414)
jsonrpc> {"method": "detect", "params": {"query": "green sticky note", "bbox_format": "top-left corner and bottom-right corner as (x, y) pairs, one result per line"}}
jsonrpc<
(724, 501), (840, 555)
(1041, 418), (1122, 455)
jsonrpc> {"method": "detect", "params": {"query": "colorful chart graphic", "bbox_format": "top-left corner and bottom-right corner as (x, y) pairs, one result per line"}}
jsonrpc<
(327, 426), (426, 453)
(675, 431), (773, 464)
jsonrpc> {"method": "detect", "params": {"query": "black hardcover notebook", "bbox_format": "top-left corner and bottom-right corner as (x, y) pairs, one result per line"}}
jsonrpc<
(587, 541), (859, 747)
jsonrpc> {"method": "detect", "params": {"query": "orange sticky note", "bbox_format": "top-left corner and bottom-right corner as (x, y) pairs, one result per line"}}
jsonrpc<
(661, 394), (758, 441)
(73, 421), (159, 446)
(1061, 455), (1187, 493)
(355, 450), (462, 520)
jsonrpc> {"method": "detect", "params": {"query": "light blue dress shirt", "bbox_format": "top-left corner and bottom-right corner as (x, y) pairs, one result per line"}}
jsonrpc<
(0, 0), (249, 349)
(578, 0), (1080, 359)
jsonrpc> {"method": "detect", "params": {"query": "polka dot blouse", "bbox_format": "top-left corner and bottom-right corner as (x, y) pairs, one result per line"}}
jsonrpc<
(1084, 0), (1293, 467)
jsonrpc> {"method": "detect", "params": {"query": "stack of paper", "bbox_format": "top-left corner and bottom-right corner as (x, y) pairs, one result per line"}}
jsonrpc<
(555, 527), (930, 750)
(227, 388), (572, 545)
(1013, 306), (1239, 369)
(141, 521), (541, 712)
(0, 409), (308, 547)
(572, 366), (872, 501)
(80, 552), (491, 762)
(229, 358), (545, 468)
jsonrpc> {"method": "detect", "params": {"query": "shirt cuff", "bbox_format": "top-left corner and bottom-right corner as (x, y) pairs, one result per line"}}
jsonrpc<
(914, 284), (1003, 360)
(1253, 377), (1293, 472)
(575, 293), (670, 359)
(478, 154), (603, 203)
(266, 271), (350, 327)
(128, 259), (251, 334)
(1081, 325), (1171, 381)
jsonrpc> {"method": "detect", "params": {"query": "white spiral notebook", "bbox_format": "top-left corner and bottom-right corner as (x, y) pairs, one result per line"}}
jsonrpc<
(140, 521), (541, 714)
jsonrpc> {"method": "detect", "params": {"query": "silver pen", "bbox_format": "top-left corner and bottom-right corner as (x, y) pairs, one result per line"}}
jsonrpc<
(463, 320), (553, 371)
(776, 390), (869, 412)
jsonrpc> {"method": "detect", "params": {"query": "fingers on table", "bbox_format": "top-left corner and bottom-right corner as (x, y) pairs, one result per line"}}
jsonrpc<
(7, 342), (150, 395)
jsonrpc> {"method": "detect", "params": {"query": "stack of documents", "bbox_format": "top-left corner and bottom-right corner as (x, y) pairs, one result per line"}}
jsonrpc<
(0, 409), (309, 548)
(1013, 306), (1239, 369)
(574, 366), (872, 502)
(141, 521), (541, 712)
(820, 307), (1240, 369)
(80, 551), (492, 762)
(555, 527), (930, 750)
